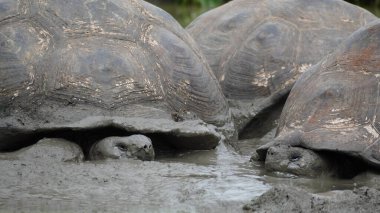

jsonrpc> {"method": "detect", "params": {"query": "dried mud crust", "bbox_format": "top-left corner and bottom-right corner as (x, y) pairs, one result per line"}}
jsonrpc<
(243, 186), (380, 213)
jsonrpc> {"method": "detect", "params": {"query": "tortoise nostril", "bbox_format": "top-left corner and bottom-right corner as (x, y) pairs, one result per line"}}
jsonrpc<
(268, 150), (274, 155)
(290, 152), (301, 162)
(144, 145), (148, 149)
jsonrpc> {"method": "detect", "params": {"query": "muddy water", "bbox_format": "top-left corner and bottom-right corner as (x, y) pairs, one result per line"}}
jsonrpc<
(0, 142), (266, 212)
(1, 139), (379, 212)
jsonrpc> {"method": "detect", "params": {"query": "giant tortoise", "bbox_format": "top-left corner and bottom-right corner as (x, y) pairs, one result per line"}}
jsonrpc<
(0, 0), (231, 158)
(186, 0), (377, 140)
(257, 20), (380, 177)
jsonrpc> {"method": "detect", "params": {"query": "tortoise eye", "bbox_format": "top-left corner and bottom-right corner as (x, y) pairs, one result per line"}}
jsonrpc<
(117, 144), (128, 151)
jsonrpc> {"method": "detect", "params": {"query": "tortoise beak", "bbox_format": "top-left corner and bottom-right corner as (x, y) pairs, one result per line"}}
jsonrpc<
(135, 148), (155, 161)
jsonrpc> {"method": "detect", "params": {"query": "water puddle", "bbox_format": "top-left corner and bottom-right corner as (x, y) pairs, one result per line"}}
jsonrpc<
(1, 139), (379, 212)
(0, 142), (268, 212)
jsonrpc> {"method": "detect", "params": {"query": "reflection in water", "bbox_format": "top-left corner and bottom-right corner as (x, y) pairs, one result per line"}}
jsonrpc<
(1, 140), (379, 212)
(0, 142), (268, 212)
(235, 138), (379, 194)
(2, 2), (380, 210)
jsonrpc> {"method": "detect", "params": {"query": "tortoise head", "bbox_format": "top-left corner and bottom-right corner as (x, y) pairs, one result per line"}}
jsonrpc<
(255, 131), (326, 177)
(264, 145), (329, 177)
(89, 135), (155, 161)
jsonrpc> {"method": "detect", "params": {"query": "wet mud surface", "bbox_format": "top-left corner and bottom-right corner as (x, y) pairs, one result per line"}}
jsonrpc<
(1, 140), (380, 212)
(243, 186), (380, 213)
(0, 143), (268, 212)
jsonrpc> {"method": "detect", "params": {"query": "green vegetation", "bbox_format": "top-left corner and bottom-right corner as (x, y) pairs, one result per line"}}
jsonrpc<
(147, 0), (380, 27)
(346, 0), (380, 16)
(179, 0), (226, 8)
(147, 0), (229, 26)
(347, 0), (380, 6)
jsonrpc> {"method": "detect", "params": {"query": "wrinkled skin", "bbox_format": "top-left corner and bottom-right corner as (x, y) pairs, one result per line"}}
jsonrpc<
(89, 135), (155, 161)
(265, 145), (329, 177)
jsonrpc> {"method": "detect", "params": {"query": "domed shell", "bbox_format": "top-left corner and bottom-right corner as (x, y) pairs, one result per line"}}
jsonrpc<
(186, 0), (377, 132)
(260, 20), (380, 167)
(0, 0), (230, 150)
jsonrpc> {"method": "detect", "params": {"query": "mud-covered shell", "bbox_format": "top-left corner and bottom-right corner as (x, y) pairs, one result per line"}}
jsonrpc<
(266, 20), (380, 167)
(186, 0), (376, 123)
(0, 0), (230, 149)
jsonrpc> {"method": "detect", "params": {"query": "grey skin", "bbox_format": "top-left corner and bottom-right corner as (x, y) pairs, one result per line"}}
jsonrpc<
(0, 138), (84, 163)
(264, 145), (329, 177)
(89, 135), (155, 161)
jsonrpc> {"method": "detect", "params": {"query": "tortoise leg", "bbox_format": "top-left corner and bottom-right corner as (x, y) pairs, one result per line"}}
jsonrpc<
(89, 135), (155, 161)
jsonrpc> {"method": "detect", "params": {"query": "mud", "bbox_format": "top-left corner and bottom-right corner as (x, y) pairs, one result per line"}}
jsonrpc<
(0, 142), (269, 212)
(1, 138), (380, 212)
(243, 186), (380, 213)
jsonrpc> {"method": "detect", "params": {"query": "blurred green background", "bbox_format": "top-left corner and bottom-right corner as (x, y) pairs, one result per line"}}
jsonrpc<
(146, 0), (380, 27)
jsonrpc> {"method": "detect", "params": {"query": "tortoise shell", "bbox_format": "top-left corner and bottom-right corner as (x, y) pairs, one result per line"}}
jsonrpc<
(186, 0), (376, 132)
(259, 20), (380, 167)
(0, 0), (230, 150)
